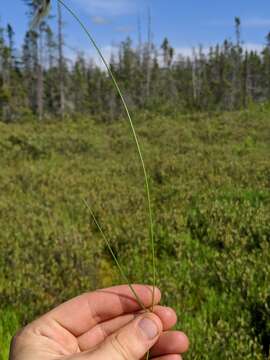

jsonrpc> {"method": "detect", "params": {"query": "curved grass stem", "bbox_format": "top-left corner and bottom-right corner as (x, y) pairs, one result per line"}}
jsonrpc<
(56, 0), (156, 310)
(31, 4), (156, 358)
(83, 201), (151, 358)
(83, 199), (147, 311)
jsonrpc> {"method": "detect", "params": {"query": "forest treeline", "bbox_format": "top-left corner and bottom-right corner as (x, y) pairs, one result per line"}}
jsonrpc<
(1, 2), (270, 121)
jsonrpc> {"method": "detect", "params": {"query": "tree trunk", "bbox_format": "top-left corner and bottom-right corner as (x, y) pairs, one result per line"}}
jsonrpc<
(146, 7), (152, 99)
(58, 2), (65, 118)
(37, 30), (44, 121)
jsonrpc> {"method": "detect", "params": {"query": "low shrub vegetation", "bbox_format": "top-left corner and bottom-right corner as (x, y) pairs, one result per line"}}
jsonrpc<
(0, 108), (269, 359)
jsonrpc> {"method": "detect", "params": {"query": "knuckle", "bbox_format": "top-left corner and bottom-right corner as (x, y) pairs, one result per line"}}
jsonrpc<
(10, 327), (27, 352)
(109, 333), (136, 360)
(11, 323), (35, 345)
(12, 327), (25, 343)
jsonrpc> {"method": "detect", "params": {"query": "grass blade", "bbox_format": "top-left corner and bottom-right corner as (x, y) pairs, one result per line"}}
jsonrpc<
(31, 7), (156, 356)
(31, 1), (156, 357)
(83, 199), (147, 311)
(56, 0), (156, 310)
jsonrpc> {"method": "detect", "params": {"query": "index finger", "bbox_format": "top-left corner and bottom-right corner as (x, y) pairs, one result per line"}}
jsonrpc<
(43, 284), (161, 336)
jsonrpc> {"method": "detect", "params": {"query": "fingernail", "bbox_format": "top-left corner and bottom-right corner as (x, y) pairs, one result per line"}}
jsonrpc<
(138, 317), (159, 340)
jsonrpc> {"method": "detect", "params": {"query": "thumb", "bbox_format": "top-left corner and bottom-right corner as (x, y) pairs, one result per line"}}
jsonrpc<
(88, 313), (163, 360)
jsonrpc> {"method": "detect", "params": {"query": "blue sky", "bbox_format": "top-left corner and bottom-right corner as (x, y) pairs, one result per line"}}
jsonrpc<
(1, 0), (270, 62)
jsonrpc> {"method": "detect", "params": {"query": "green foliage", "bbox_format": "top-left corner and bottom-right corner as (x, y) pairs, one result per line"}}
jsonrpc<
(0, 109), (269, 359)
(0, 309), (19, 360)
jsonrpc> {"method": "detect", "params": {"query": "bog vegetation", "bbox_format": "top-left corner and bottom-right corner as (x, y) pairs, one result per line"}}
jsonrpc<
(0, 107), (269, 359)
(0, 2), (270, 360)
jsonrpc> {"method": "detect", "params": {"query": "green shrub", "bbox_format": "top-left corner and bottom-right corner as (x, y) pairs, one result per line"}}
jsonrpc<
(0, 109), (269, 359)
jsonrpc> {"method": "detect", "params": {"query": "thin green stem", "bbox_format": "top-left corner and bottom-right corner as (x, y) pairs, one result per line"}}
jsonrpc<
(32, 2), (155, 358)
(83, 199), (147, 311)
(57, 0), (156, 308)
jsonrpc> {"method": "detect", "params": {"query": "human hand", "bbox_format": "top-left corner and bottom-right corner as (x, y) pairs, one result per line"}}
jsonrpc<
(10, 285), (189, 360)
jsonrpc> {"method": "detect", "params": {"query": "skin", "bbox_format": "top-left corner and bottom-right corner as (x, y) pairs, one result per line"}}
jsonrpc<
(9, 285), (189, 360)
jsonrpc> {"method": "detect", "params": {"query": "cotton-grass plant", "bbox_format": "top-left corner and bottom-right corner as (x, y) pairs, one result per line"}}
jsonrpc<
(31, 0), (156, 357)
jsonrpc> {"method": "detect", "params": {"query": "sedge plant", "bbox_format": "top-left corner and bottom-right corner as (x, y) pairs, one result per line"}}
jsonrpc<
(31, 1), (156, 357)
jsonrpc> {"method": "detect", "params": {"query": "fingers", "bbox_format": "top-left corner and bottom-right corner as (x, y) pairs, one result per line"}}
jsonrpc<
(43, 284), (161, 336)
(85, 313), (163, 360)
(152, 356), (182, 360)
(150, 331), (189, 357)
(154, 306), (177, 330)
(78, 305), (177, 351)
(78, 313), (135, 351)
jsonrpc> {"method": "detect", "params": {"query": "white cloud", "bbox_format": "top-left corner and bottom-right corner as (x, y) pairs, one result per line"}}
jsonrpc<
(244, 43), (264, 53)
(115, 25), (134, 33)
(64, 42), (265, 71)
(174, 43), (264, 60)
(92, 44), (118, 67)
(73, 0), (136, 16)
(91, 16), (110, 25)
(174, 47), (194, 58)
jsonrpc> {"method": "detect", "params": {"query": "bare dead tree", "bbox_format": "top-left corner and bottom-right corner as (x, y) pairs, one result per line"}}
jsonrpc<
(57, 1), (65, 118)
(146, 7), (152, 99)
(37, 26), (44, 121)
